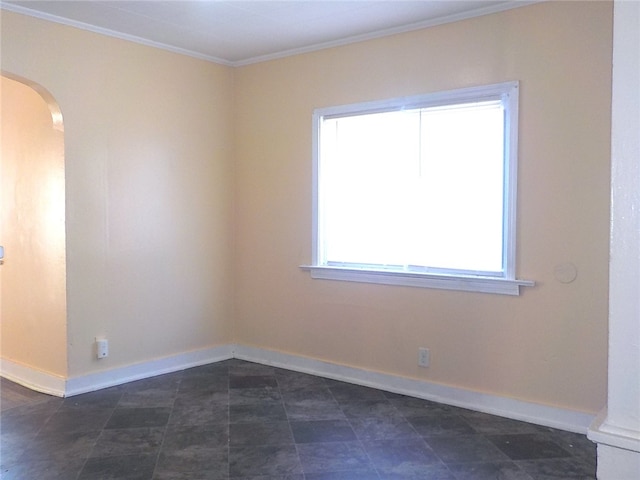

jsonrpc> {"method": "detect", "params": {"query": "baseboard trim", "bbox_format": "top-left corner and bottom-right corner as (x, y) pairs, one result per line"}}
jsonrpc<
(234, 345), (595, 434)
(1, 344), (596, 433)
(0, 358), (66, 397)
(65, 344), (235, 396)
(588, 408), (640, 453)
(1, 345), (234, 398)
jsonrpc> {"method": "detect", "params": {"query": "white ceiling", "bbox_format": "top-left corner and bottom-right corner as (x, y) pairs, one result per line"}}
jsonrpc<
(2, 1), (534, 66)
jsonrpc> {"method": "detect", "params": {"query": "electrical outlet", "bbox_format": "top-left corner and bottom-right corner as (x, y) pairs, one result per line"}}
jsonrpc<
(418, 347), (430, 367)
(96, 338), (109, 359)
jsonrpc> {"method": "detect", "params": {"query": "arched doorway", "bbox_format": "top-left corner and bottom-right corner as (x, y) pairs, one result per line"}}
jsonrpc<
(0, 73), (67, 394)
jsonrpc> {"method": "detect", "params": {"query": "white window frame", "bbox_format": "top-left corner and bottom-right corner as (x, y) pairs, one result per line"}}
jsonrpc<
(301, 81), (533, 295)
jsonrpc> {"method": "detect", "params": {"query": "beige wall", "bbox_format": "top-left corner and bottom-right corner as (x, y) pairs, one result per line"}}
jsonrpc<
(1, 76), (67, 377)
(0, 1), (613, 414)
(234, 1), (612, 413)
(1, 11), (235, 377)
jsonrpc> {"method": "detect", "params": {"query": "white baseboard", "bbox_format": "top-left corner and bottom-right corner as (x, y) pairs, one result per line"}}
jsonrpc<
(235, 345), (595, 434)
(1, 345), (234, 398)
(594, 444), (640, 480)
(0, 358), (67, 397)
(590, 409), (640, 480)
(1, 343), (596, 434)
(588, 408), (640, 453)
(65, 344), (235, 396)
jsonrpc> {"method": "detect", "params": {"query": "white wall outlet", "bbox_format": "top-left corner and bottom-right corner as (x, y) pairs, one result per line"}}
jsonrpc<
(96, 338), (109, 359)
(418, 347), (430, 367)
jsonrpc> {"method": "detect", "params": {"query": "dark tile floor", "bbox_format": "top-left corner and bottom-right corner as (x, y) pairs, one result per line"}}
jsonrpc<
(0, 359), (596, 479)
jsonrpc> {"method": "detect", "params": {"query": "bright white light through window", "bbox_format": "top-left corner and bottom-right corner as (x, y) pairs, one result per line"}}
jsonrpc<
(314, 82), (520, 281)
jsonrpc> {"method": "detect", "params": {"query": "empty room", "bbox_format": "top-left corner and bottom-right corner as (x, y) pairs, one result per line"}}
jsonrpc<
(1, 1), (638, 479)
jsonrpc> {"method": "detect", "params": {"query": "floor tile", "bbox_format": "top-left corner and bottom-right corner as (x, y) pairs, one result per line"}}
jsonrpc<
(363, 438), (442, 475)
(90, 427), (164, 458)
(0, 360), (598, 480)
(461, 410), (542, 435)
(0, 379), (51, 411)
(181, 362), (230, 377)
(0, 432), (34, 468)
(538, 428), (598, 465)
(119, 388), (178, 408)
(123, 375), (181, 393)
(290, 419), (357, 443)
(283, 397), (346, 422)
(338, 398), (402, 418)
(376, 463), (456, 480)
(154, 470), (228, 480)
(0, 458), (86, 480)
(447, 461), (535, 480)
(230, 386), (282, 405)
(282, 387), (335, 403)
(162, 423), (229, 450)
(158, 424), (230, 474)
(179, 374), (229, 393)
(229, 363), (277, 376)
(169, 399), (229, 425)
(175, 387), (229, 405)
(230, 375), (279, 389)
(328, 383), (388, 403)
(18, 429), (100, 462)
(41, 407), (113, 434)
(275, 371), (329, 392)
(516, 457), (597, 479)
(426, 434), (510, 464)
(0, 399), (63, 436)
(61, 387), (123, 410)
(230, 403), (288, 423)
(305, 472), (379, 480)
(297, 441), (372, 475)
(78, 453), (157, 479)
(488, 433), (572, 460)
(349, 414), (422, 442)
(407, 413), (476, 437)
(105, 407), (172, 429)
(230, 475), (304, 480)
(230, 421), (294, 446)
(157, 445), (228, 473)
(229, 444), (302, 477)
(385, 393), (462, 417)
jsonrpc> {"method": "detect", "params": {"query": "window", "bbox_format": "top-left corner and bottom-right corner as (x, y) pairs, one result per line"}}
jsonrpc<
(302, 81), (533, 295)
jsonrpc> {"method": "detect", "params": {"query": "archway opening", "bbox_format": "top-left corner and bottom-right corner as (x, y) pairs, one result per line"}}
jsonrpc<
(1, 73), (67, 394)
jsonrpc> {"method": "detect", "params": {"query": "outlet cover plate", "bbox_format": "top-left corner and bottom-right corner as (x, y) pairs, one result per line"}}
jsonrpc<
(418, 347), (430, 367)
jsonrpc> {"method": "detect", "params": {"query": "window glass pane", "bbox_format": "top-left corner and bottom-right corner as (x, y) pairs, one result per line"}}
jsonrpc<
(322, 111), (419, 266)
(319, 96), (508, 275)
(411, 102), (505, 272)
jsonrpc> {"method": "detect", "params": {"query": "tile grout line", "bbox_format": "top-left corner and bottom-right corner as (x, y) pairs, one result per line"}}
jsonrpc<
(327, 385), (383, 480)
(73, 387), (123, 480)
(277, 373), (305, 480)
(149, 371), (182, 480)
(0, 360), (598, 479)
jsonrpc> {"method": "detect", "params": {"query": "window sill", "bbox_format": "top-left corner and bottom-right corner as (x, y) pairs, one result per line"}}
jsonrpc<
(300, 265), (534, 296)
